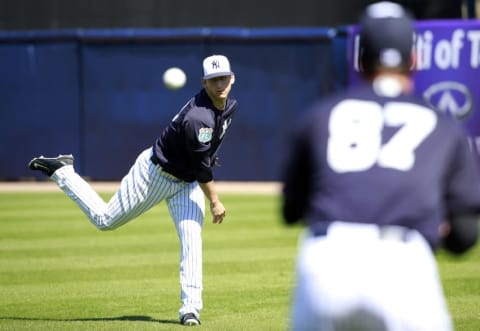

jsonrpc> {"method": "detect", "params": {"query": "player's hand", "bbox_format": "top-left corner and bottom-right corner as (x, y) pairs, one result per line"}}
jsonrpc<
(439, 222), (451, 238)
(210, 200), (226, 224)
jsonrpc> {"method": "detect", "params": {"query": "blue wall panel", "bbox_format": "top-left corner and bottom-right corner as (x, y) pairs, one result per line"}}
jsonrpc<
(0, 42), (80, 180)
(0, 28), (342, 181)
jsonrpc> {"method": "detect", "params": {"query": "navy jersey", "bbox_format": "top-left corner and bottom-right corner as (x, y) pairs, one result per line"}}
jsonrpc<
(282, 81), (480, 248)
(153, 89), (237, 183)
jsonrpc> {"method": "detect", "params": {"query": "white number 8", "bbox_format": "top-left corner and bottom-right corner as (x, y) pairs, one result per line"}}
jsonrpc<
(327, 100), (437, 173)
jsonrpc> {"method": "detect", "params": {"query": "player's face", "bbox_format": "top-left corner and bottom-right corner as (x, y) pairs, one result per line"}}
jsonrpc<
(202, 75), (235, 105)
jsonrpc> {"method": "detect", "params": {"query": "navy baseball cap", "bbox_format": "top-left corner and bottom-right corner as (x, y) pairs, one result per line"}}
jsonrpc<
(359, 1), (415, 71)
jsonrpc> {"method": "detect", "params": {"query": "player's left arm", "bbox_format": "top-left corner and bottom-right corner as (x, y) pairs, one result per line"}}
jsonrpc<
(281, 118), (314, 225)
(441, 214), (478, 254)
(183, 112), (215, 183)
(443, 126), (480, 254)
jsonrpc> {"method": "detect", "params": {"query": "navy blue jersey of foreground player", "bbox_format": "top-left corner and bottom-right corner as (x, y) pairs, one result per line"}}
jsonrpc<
(153, 88), (237, 183)
(282, 80), (480, 249)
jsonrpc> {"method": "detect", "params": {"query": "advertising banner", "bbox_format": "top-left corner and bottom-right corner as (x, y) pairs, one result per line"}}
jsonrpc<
(348, 20), (480, 156)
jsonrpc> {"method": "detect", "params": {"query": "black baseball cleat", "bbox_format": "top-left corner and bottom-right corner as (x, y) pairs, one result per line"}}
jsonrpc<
(28, 154), (74, 177)
(180, 313), (201, 326)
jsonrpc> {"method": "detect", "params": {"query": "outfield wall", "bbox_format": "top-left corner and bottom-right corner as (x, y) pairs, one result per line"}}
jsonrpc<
(1, 21), (478, 181)
(0, 28), (346, 181)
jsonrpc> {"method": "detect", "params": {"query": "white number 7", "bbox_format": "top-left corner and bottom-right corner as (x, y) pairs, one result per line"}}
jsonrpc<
(327, 100), (437, 173)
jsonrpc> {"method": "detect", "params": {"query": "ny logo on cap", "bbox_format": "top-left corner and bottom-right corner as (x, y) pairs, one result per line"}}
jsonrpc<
(212, 60), (220, 69)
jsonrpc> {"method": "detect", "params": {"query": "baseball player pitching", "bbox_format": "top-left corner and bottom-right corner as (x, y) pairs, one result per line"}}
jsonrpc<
(281, 2), (480, 330)
(29, 54), (237, 326)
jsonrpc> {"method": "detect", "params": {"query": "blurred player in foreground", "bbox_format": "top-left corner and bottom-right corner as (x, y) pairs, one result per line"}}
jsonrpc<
(29, 54), (237, 326)
(281, 2), (480, 330)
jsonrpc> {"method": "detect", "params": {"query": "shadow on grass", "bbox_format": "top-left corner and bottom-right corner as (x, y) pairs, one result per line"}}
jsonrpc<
(0, 315), (178, 324)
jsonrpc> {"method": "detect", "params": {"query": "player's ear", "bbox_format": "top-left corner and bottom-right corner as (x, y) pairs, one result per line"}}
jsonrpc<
(230, 74), (235, 85)
(408, 50), (416, 71)
(201, 78), (207, 87)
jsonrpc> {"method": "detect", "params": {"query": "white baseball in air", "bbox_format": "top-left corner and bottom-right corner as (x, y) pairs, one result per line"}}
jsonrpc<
(163, 67), (187, 90)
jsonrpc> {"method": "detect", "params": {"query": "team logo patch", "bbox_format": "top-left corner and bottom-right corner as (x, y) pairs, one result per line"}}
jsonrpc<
(198, 127), (213, 143)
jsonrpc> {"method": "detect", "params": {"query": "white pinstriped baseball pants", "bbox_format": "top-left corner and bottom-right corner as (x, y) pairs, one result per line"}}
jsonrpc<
(290, 222), (453, 331)
(51, 147), (205, 319)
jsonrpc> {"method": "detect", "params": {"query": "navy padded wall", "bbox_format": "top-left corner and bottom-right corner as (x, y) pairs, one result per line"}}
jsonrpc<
(0, 42), (80, 180)
(0, 28), (342, 181)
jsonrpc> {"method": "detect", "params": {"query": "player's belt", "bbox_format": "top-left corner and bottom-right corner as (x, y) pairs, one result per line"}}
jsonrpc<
(150, 155), (182, 182)
(310, 222), (331, 237)
(310, 222), (413, 242)
(150, 154), (161, 165)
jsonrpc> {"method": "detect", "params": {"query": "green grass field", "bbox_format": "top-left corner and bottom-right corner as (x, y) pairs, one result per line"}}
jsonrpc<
(1, 191), (479, 330)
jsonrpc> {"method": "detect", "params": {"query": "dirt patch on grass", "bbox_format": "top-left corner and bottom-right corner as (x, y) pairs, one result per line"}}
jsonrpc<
(0, 181), (281, 194)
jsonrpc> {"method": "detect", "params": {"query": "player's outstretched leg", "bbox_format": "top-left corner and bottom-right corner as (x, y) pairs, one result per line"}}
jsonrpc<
(28, 155), (74, 177)
(28, 148), (174, 231)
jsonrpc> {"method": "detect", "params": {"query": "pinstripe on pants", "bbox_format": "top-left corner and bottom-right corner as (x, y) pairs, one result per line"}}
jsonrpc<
(51, 147), (205, 318)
